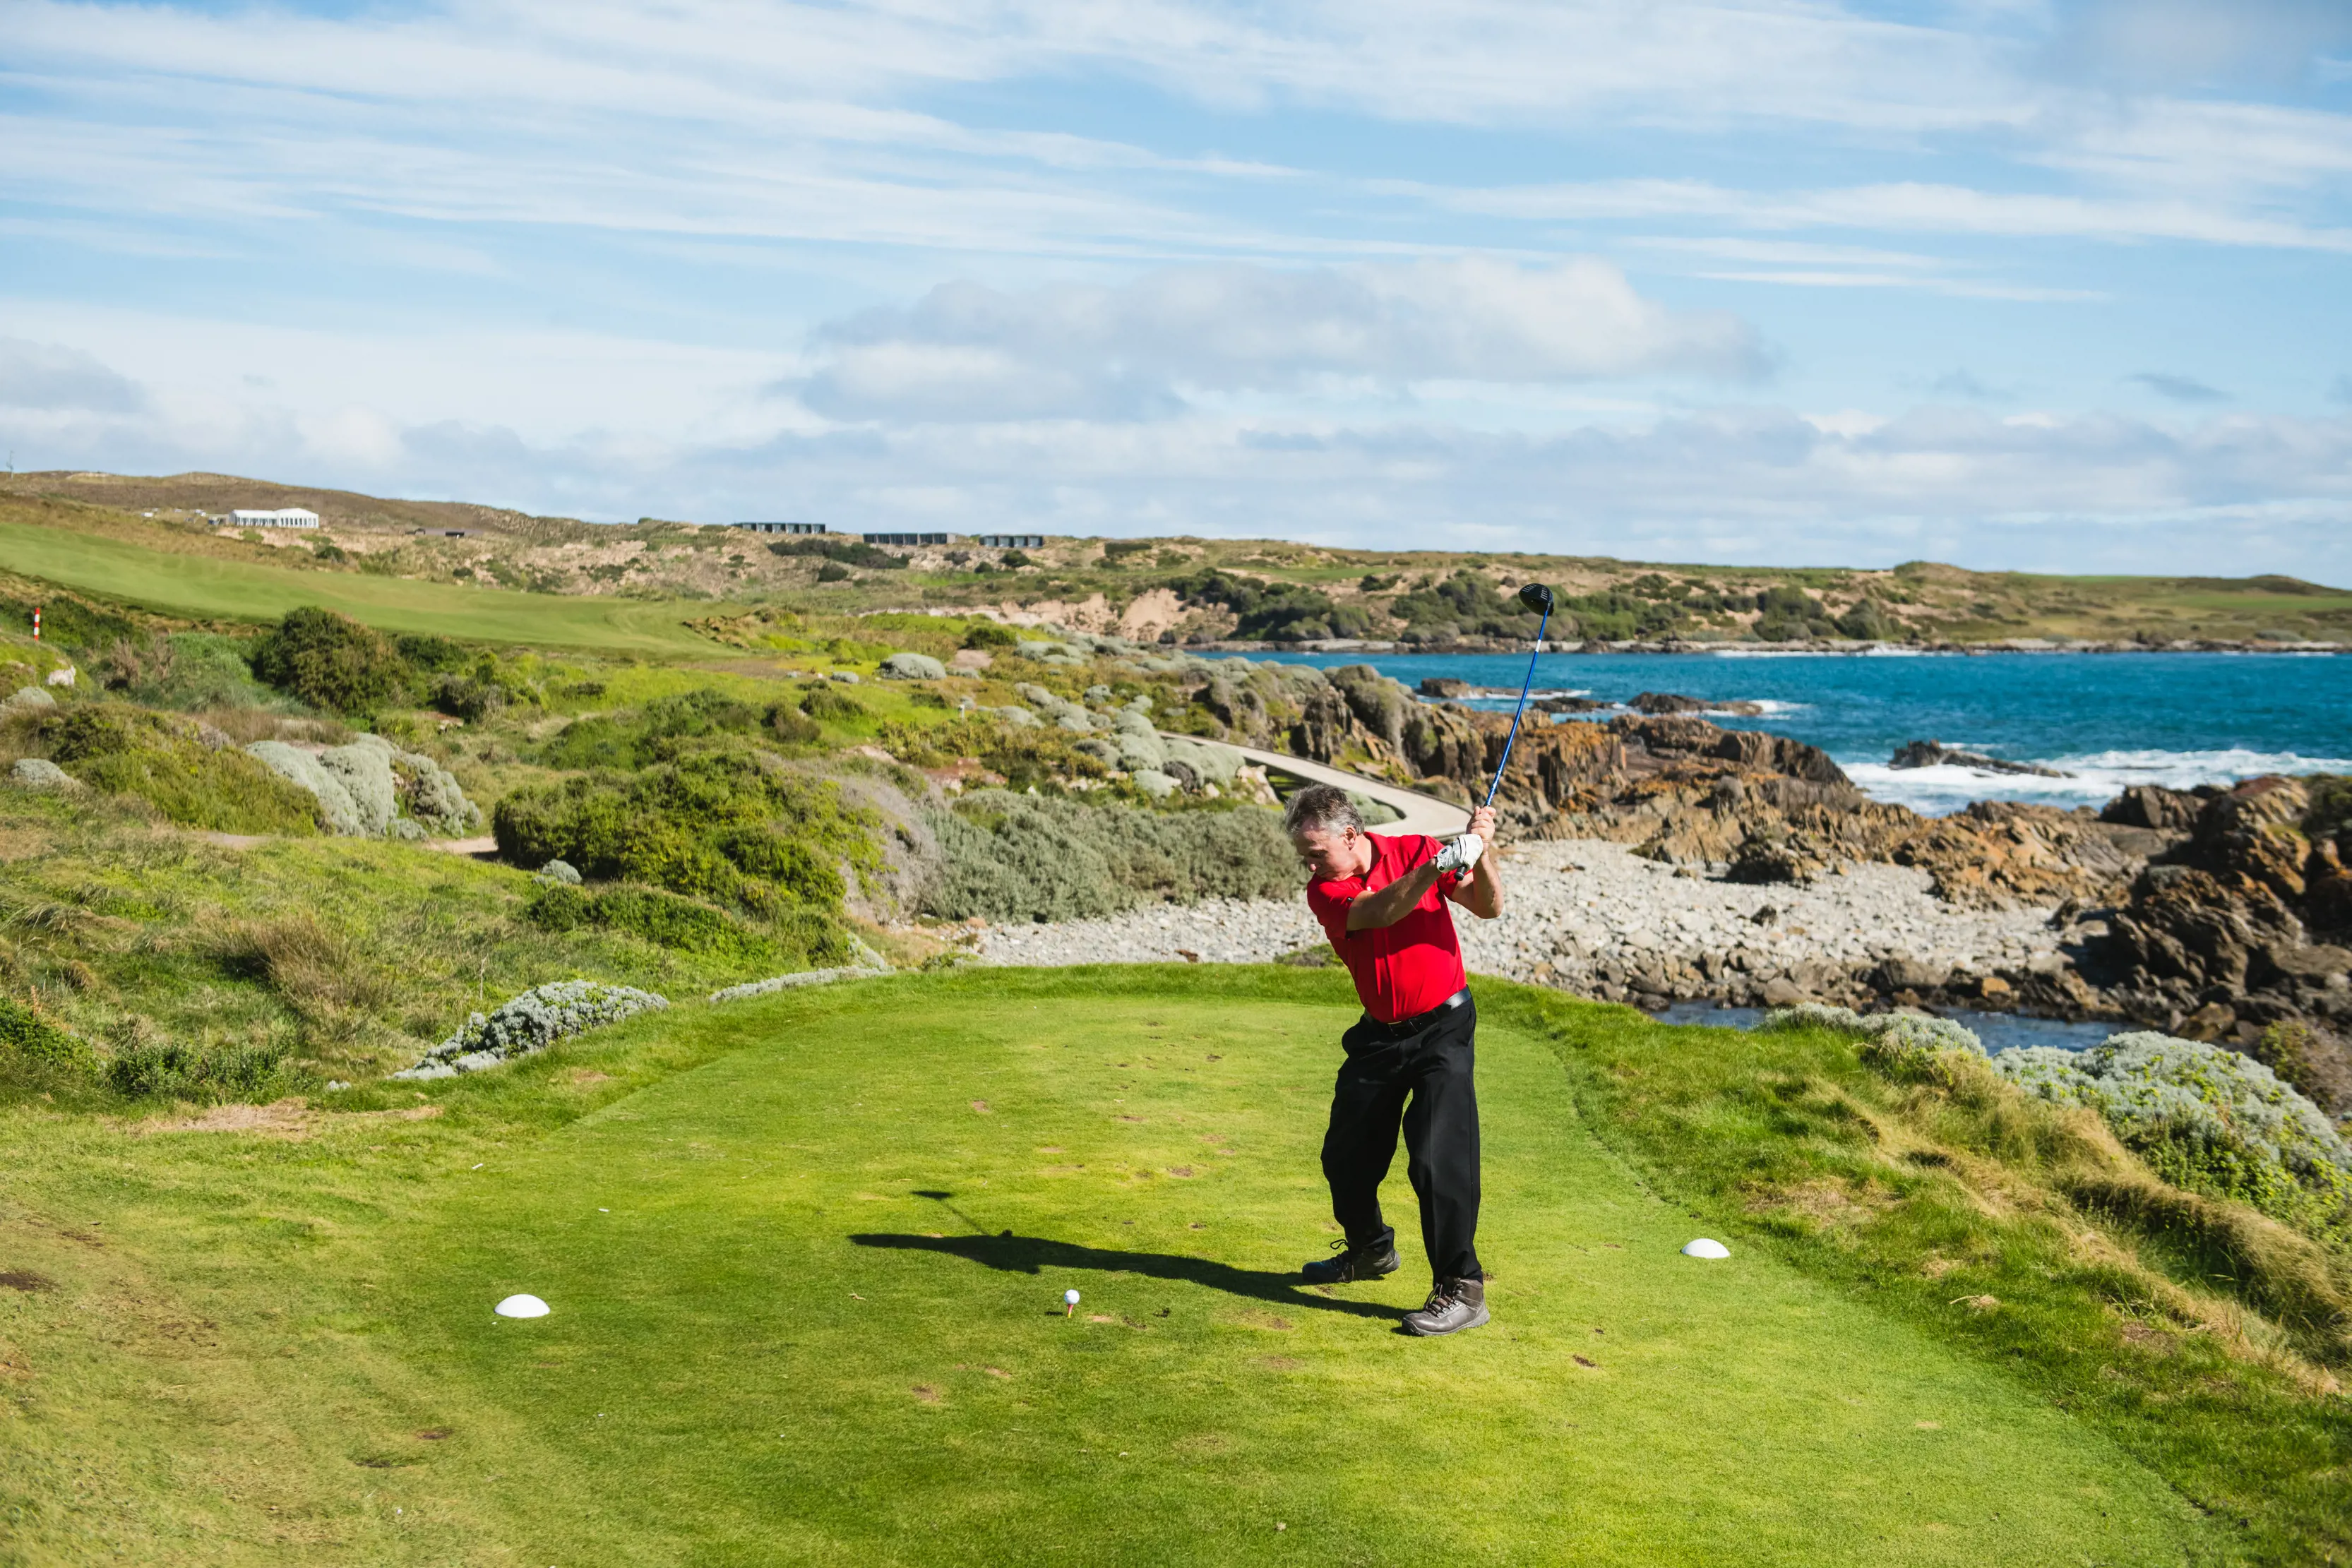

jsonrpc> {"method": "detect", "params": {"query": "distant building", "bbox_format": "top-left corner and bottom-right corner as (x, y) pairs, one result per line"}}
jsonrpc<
(977, 534), (1044, 549)
(225, 508), (320, 529)
(864, 532), (953, 546)
(736, 520), (826, 535)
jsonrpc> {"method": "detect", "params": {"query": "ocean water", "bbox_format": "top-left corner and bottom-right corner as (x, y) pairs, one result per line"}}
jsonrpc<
(1239, 650), (2352, 815)
(1652, 1001), (2123, 1053)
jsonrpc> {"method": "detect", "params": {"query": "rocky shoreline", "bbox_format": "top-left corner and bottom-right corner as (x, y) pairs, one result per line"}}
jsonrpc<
(902, 642), (2351, 1124)
(1186, 636), (2348, 657)
(967, 838), (2066, 1010)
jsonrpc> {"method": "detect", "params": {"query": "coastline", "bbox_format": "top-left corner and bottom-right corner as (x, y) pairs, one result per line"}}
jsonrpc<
(1192, 636), (2349, 656)
(961, 838), (2075, 1021)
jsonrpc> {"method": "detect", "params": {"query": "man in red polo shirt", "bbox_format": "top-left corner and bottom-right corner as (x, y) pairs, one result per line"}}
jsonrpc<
(1285, 782), (1503, 1336)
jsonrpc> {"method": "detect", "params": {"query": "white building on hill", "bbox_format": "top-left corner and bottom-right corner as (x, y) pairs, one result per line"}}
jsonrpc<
(224, 508), (321, 529)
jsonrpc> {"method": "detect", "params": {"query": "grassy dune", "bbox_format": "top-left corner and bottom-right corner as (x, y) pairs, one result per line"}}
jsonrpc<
(1, 969), (2267, 1565)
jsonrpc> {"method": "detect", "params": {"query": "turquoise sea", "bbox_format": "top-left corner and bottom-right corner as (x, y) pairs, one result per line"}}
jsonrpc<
(1241, 650), (2352, 815)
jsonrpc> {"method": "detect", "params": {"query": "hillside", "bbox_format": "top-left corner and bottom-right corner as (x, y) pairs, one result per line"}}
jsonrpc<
(6, 471), (2350, 649)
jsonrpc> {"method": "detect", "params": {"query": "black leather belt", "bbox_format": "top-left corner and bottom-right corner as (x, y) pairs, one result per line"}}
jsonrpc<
(1364, 988), (1471, 1039)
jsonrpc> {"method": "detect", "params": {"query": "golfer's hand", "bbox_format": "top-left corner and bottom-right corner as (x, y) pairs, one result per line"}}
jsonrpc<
(1468, 806), (1497, 843)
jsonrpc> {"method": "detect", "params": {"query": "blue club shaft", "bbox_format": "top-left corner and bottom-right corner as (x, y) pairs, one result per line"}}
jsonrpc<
(1481, 609), (1551, 810)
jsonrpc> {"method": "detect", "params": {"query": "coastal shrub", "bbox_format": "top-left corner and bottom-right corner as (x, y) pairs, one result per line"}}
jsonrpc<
(799, 683), (867, 722)
(1753, 586), (1834, 641)
(0, 585), (139, 655)
(102, 1037), (294, 1100)
(428, 671), (506, 722)
(1169, 568), (1374, 642)
(1387, 570), (1541, 641)
(246, 606), (407, 714)
(1834, 599), (1897, 640)
(873, 712), (1111, 790)
(767, 537), (907, 570)
(99, 632), (282, 710)
(537, 688), (801, 769)
(920, 791), (1293, 922)
(525, 882), (784, 962)
(395, 633), (472, 674)
(0, 995), (97, 1079)
(37, 705), (322, 834)
(390, 980), (668, 1079)
(962, 621), (1020, 650)
(1991, 1031), (2352, 1243)
(491, 750), (878, 920)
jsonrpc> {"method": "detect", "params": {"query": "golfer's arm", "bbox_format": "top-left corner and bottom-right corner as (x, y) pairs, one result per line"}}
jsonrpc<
(1344, 865), (1443, 931)
(1450, 854), (1504, 919)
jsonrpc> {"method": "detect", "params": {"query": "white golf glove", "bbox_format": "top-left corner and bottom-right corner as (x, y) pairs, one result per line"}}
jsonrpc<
(1433, 832), (1484, 876)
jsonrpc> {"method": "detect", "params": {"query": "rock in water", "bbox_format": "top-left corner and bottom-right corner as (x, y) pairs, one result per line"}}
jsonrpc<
(1631, 692), (1765, 716)
(1888, 740), (2070, 778)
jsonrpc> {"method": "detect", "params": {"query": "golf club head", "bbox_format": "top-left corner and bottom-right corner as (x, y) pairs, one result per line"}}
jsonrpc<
(1517, 582), (1556, 617)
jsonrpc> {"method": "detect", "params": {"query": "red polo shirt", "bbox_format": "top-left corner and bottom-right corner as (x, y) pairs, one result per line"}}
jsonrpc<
(1306, 832), (1469, 1024)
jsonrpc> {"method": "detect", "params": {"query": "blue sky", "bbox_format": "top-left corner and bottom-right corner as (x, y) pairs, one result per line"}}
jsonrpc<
(3, 0), (2350, 575)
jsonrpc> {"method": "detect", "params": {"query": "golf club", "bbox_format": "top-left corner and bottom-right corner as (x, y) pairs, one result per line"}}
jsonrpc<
(1481, 582), (1555, 810)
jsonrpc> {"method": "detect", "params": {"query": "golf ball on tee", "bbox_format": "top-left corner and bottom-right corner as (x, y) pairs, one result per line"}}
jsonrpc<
(1065, 1289), (1082, 1305)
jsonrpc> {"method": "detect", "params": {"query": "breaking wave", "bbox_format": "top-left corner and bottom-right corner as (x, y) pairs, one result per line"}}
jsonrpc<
(1846, 748), (2352, 817)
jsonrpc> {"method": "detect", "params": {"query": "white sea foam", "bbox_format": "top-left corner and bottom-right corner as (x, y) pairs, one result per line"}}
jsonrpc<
(1847, 748), (2352, 816)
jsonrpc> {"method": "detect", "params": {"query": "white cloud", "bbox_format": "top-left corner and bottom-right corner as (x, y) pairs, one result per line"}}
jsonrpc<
(8, 340), (2350, 580)
(799, 259), (1769, 419)
(1438, 178), (2352, 253)
(0, 336), (146, 413)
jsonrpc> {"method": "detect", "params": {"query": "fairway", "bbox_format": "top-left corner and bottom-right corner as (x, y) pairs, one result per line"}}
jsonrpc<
(0, 515), (728, 654)
(333, 973), (2207, 1565)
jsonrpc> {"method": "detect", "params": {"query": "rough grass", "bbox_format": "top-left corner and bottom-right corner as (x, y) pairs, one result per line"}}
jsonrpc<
(0, 511), (733, 655)
(0, 967), (2224, 1565)
(1545, 1000), (2352, 1566)
(0, 791), (808, 1087)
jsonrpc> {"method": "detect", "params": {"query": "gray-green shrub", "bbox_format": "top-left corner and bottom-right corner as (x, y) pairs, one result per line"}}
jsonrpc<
(1992, 1032), (2352, 1243)
(920, 791), (1294, 922)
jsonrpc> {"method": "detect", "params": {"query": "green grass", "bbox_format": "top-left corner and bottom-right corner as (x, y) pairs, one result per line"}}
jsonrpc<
(0, 791), (801, 1084)
(0, 514), (731, 656)
(1, 968), (2238, 1564)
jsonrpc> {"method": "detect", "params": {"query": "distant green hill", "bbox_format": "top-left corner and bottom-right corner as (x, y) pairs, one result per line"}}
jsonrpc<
(5, 472), (2348, 649)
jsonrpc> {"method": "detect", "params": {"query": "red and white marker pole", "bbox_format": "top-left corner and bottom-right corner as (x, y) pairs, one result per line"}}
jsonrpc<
(30, 606), (40, 641)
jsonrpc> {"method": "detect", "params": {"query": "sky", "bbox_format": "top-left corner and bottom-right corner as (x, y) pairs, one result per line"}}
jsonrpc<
(2, 0), (2350, 576)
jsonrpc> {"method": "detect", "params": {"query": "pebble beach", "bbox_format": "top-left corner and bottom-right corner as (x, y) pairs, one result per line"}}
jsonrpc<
(970, 839), (2065, 1005)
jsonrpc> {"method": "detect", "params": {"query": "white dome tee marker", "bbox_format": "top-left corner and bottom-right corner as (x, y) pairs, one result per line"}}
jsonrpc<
(495, 1293), (551, 1317)
(1681, 1239), (1731, 1259)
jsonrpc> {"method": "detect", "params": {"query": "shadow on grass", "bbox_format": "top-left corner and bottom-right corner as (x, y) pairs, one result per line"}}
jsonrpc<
(849, 1232), (1399, 1321)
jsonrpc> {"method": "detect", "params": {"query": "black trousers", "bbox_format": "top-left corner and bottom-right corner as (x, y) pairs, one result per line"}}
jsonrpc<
(1320, 991), (1483, 1285)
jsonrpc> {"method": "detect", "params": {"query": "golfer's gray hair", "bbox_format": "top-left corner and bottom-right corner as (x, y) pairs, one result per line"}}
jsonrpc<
(1282, 783), (1363, 837)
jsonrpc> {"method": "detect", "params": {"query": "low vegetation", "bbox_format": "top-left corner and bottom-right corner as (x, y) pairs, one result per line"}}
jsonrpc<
(7, 475), (2351, 648)
(1563, 992), (2352, 1565)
